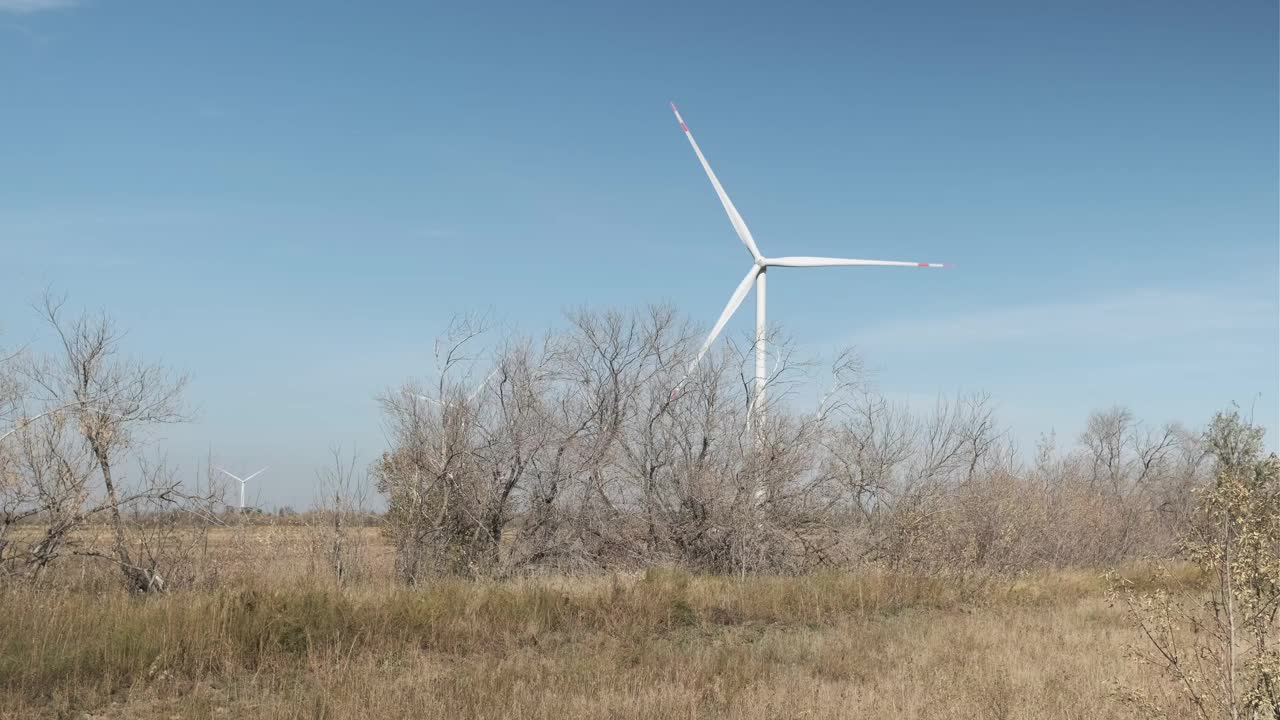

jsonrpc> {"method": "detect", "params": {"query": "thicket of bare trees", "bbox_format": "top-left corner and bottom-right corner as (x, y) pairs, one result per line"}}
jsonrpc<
(2, 298), (1253, 588)
(375, 306), (1224, 579)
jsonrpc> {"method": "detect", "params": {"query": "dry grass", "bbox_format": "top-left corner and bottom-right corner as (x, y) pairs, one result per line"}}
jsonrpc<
(0, 528), (1204, 719)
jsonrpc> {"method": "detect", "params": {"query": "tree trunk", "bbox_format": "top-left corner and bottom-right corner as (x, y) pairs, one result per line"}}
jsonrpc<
(90, 440), (151, 591)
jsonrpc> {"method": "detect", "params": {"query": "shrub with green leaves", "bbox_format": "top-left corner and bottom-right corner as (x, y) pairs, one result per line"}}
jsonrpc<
(1115, 408), (1279, 720)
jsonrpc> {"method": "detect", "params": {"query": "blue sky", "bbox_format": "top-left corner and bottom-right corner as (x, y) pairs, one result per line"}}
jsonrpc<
(2, 0), (1276, 506)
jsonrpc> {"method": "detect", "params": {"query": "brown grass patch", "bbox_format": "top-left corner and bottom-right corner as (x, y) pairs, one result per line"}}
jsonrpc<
(0, 541), (1204, 719)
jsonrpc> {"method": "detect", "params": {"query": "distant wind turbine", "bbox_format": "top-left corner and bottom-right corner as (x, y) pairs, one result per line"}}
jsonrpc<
(669, 103), (950, 423)
(216, 466), (268, 510)
(414, 367), (499, 411)
(407, 367), (500, 477)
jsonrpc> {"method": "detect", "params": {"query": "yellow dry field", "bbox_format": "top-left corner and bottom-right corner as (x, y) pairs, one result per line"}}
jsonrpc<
(0, 526), (1199, 719)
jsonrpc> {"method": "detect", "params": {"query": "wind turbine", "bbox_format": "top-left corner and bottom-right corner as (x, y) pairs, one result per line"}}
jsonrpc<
(414, 367), (499, 413)
(407, 367), (499, 477)
(669, 103), (949, 422)
(216, 466), (268, 511)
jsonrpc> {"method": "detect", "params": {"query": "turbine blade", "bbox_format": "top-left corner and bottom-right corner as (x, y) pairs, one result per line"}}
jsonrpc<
(215, 467), (244, 482)
(767, 256), (950, 268)
(242, 467), (269, 483)
(670, 103), (763, 261)
(466, 368), (500, 404)
(686, 266), (760, 377)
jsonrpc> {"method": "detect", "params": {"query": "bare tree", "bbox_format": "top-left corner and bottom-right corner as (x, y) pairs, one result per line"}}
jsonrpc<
(376, 314), (507, 579)
(18, 293), (189, 591)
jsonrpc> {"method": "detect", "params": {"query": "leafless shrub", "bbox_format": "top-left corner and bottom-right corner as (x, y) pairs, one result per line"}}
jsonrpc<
(845, 396), (1211, 576)
(309, 447), (372, 585)
(374, 314), (509, 580)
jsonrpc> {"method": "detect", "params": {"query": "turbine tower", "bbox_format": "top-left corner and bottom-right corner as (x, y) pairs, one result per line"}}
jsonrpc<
(216, 466), (268, 511)
(670, 103), (949, 422)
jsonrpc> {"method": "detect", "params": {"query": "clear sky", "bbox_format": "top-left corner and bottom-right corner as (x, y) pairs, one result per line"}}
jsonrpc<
(2, 0), (1277, 507)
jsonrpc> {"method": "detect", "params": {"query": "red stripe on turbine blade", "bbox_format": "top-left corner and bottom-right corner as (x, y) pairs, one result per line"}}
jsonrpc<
(680, 123), (689, 132)
(917, 263), (929, 267)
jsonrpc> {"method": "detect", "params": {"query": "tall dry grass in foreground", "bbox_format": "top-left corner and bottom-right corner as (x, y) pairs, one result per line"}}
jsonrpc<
(0, 555), (1205, 720)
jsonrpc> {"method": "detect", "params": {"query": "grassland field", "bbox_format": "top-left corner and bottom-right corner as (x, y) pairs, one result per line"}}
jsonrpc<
(0, 525), (1203, 720)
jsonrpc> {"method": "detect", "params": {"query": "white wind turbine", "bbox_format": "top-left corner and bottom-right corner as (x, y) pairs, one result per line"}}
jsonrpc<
(414, 367), (500, 414)
(408, 367), (500, 476)
(669, 103), (949, 421)
(216, 466), (268, 511)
